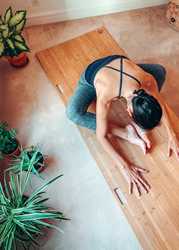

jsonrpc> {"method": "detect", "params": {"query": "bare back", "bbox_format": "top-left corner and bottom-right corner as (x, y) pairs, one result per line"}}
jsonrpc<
(94, 57), (160, 139)
(94, 57), (152, 101)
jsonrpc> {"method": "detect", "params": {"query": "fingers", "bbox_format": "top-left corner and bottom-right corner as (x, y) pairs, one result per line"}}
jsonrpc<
(127, 166), (150, 195)
(130, 178), (148, 196)
(134, 166), (148, 173)
(167, 146), (171, 158)
(175, 151), (179, 162)
(129, 181), (132, 194)
(132, 181), (141, 196)
(134, 168), (150, 190)
(167, 143), (179, 161)
(143, 137), (151, 149)
(147, 140), (151, 149)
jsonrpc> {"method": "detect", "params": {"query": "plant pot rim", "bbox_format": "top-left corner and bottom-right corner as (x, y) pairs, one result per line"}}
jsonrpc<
(10, 57), (29, 68)
(4, 51), (29, 68)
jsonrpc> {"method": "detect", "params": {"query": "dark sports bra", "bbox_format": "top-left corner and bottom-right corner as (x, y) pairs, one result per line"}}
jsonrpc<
(85, 55), (141, 99)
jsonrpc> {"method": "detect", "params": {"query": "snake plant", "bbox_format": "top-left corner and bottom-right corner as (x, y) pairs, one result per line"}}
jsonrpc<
(0, 6), (30, 59)
(0, 121), (18, 154)
(0, 158), (69, 250)
(5, 144), (46, 183)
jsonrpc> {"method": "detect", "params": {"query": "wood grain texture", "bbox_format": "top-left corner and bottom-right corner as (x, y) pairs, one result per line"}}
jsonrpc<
(36, 27), (179, 250)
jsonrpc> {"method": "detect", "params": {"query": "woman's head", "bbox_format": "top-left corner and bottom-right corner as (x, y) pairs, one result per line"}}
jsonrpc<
(128, 89), (162, 131)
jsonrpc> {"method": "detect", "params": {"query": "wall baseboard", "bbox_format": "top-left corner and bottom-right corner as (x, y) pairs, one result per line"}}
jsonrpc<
(26, 0), (168, 27)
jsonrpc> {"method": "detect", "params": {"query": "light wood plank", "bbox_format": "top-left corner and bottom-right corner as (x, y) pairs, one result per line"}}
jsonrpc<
(36, 27), (179, 250)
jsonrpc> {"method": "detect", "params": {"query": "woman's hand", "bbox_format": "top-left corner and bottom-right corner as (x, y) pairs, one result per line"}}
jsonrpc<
(167, 134), (179, 161)
(123, 163), (150, 196)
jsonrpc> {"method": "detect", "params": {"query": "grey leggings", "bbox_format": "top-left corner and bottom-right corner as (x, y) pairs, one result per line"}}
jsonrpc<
(66, 64), (166, 131)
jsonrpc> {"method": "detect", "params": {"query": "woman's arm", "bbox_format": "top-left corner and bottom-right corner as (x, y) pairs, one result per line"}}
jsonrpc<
(145, 78), (179, 161)
(96, 95), (150, 195)
(154, 93), (179, 161)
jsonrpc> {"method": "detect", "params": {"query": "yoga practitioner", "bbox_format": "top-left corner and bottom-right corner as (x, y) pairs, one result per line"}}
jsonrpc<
(66, 55), (179, 196)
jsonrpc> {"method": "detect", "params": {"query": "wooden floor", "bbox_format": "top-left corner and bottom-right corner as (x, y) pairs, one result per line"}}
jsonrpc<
(36, 27), (179, 250)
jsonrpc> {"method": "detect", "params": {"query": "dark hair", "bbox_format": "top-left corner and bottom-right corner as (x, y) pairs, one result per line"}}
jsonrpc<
(132, 89), (162, 131)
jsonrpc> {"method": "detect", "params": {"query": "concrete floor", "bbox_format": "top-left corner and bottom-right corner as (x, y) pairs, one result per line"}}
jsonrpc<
(1, 4), (179, 250)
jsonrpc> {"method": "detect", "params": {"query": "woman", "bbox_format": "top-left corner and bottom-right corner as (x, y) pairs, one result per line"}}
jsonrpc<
(66, 55), (179, 196)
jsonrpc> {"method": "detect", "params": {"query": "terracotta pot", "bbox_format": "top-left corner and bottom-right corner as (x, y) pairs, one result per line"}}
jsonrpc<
(4, 51), (29, 67)
(1, 138), (21, 157)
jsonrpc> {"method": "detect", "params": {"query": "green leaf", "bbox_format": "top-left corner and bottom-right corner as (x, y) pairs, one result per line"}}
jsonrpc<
(14, 34), (25, 43)
(9, 11), (26, 28)
(0, 152), (3, 159)
(16, 19), (26, 31)
(0, 203), (14, 209)
(0, 217), (14, 245)
(6, 38), (15, 51)
(24, 192), (46, 207)
(13, 219), (42, 234)
(1, 24), (9, 38)
(4, 173), (11, 200)
(0, 16), (3, 25)
(14, 231), (29, 242)
(4, 7), (12, 24)
(13, 238), (17, 250)
(14, 212), (64, 221)
(0, 182), (9, 205)
(4, 165), (21, 172)
(8, 31), (15, 38)
(6, 224), (15, 250)
(11, 205), (46, 214)
(1, 197), (8, 216)
(31, 165), (45, 180)
(34, 198), (49, 206)
(33, 219), (66, 234)
(25, 175), (63, 205)
(0, 24), (7, 30)
(6, 38), (18, 57)
(18, 226), (40, 246)
(9, 172), (18, 206)
(0, 42), (5, 58)
(21, 163), (35, 197)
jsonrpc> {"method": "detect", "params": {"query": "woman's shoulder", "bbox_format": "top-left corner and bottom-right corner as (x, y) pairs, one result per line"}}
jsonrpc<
(94, 70), (119, 101)
(141, 73), (159, 94)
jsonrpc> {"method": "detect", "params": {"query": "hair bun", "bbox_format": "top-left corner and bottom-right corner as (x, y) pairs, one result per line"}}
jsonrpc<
(133, 89), (146, 97)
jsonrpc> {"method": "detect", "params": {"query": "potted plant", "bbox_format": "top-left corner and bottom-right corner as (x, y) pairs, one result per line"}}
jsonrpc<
(5, 144), (46, 183)
(0, 121), (20, 157)
(0, 6), (30, 67)
(0, 159), (69, 249)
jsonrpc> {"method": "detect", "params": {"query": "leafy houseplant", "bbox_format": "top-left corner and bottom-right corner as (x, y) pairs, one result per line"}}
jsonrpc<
(0, 159), (69, 250)
(5, 144), (46, 182)
(0, 121), (20, 156)
(0, 6), (30, 67)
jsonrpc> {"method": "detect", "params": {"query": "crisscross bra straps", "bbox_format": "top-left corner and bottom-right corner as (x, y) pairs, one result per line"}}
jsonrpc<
(104, 55), (141, 99)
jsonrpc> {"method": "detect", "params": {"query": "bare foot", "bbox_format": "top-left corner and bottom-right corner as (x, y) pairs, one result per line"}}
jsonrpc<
(124, 124), (147, 155)
(131, 122), (151, 149)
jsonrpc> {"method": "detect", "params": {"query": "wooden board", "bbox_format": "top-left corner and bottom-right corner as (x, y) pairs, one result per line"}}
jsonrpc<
(36, 27), (179, 250)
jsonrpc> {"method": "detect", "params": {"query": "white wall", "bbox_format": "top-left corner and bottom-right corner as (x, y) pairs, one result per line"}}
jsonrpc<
(0, 0), (169, 27)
